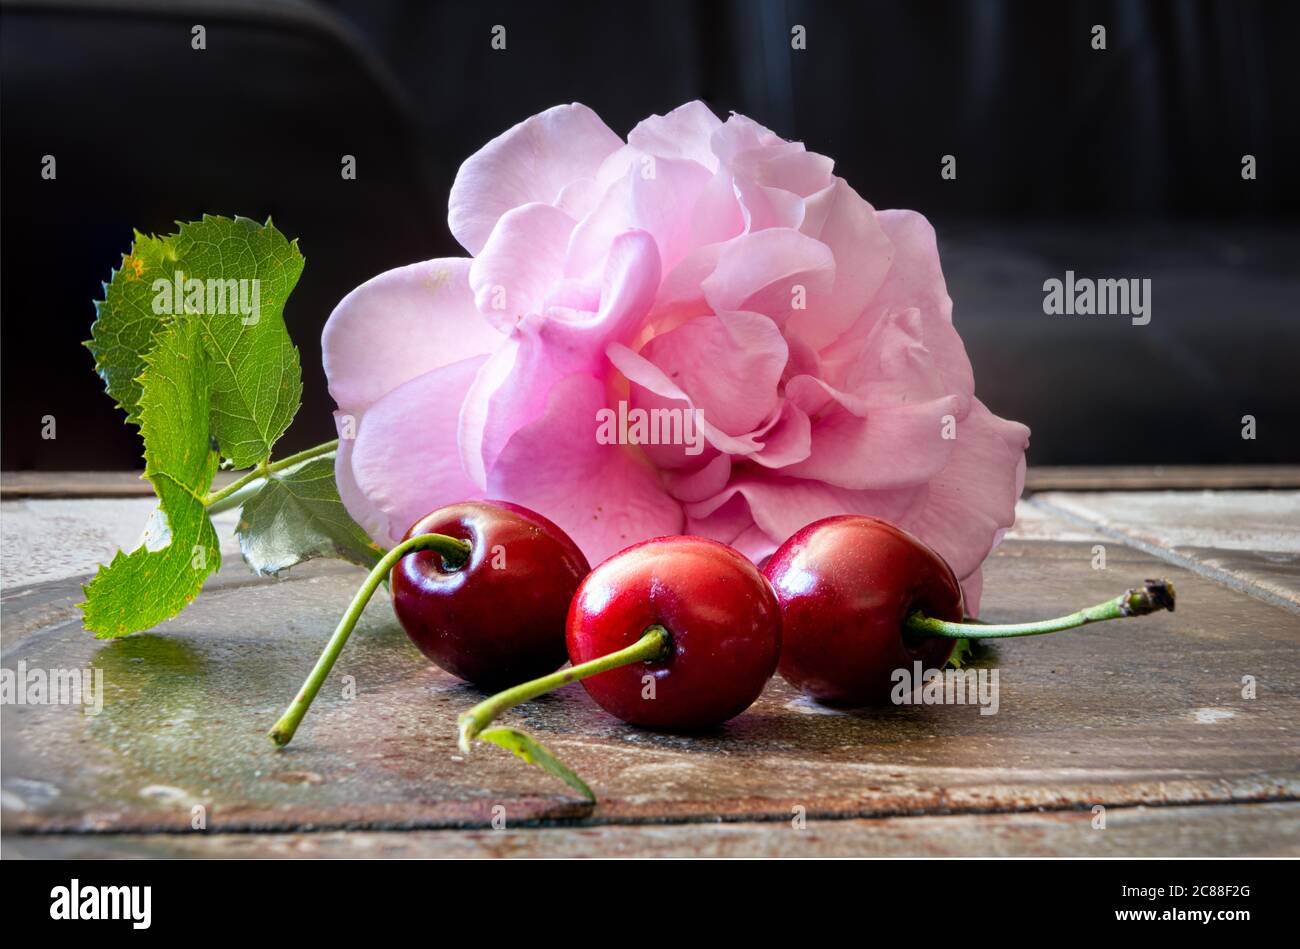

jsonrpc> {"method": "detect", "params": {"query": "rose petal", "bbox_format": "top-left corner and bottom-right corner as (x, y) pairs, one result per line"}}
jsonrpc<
(489, 374), (683, 564)
(663, 453), (732, 502)
(824, 304), (975, 421)
(788, 178), (895, 351)
(449, 103), (623, 255)
(321, 258), (499, 417)
(608, 342), (763, 456)
(332, 413), (384, 542)
(461, 231), (662, 487)
(746, 399), (813, 469)
(898, 398), (1030, 579)
(469, 202), (576, 328)
(565, 156), (713, 278)
(821, 211), (973, 411)
(686, 474), (923, 551)
(710, 113), (784, 165)
(701, 227), (835, 319)
(685, 492), (769, 558)
(543, 229), (661, 371)
(622, 371), (718, 471)
(638, 310), (788, 436)
(960, 567), (984, 618)
(782, 394), (960, 490)
(627, 100), (723, 171)
(349, 355), (488, 544)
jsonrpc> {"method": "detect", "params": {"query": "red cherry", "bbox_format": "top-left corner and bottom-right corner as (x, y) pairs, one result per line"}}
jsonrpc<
(566, 536), (782, 729)
(391, 501), (589, 688)
(763, 515), (963, 706)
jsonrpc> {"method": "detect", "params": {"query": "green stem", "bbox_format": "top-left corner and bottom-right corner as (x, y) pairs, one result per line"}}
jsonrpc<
(204, 475), (264, 515)
(268, 530), (470, 747)
(204, 439), (340, 512)
(458, 625), (672, 753)
(907, 579), (1175, 641)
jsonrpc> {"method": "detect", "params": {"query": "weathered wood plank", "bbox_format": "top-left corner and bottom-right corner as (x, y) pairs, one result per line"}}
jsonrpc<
(3, 538), (1296, 842)
(5, 802), (1296, 858)
(0, 499), (243, 587)
(1023, 466), (1300, 491)
(0, 497), (1081, 589)
(6, 466), (1299, 500)
(0, 470), (240, 499)
(1032, 491), (1300, 608)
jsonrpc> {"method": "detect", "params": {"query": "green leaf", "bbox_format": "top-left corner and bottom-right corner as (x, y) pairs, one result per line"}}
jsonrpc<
(236, 457), (383, 576)
(171, 216), (304, 467)
(478, 726), (596, 802)
(80, 320), (221, 637)
(86, 231), (181, 424)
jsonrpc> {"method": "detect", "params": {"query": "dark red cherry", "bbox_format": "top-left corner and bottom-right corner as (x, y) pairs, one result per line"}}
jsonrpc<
(391, 500), (589, 688)
(565, 536), (781, 729)
(763, 515), (963, 706)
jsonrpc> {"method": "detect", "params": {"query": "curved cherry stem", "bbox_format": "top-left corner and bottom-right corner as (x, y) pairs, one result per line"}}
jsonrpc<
(458, 625), (672, 753)
(907, 579), (1175, 641)
(269, 531), (471, 748)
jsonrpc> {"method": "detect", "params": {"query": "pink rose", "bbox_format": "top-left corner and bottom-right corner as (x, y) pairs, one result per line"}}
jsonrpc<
(323, 101), (1028, 613)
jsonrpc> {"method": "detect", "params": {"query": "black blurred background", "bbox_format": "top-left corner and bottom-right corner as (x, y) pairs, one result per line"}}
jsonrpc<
(2, 0), (1297, 470)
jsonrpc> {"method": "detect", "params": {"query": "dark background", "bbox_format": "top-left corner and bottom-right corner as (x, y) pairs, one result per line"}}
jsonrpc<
(2, 0), (1297, 470)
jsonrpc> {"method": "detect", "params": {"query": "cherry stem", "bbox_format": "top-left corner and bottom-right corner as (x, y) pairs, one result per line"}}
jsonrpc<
(458, 625), (672, 753)
(906, 578), (1176, 641)
(268, 531), (471, 748)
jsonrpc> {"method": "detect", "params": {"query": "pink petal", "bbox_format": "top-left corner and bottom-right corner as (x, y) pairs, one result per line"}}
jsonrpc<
(663, 453), (731, 502)
(700, 228), (835, 319)
(686, 474), (923, 552)
(607, 342), (763, 456)
(565, 156), (713, 278)
(469, 202), (576, 328)
(867, 210), (954, 322)
(627, 100), (723, 171)
(542, 229), (661, 372)
(349, 356), (488, 544)
(321, 258), (499, 417)
(897, 398), (1030, 579)
(638, 310), (788, 436)
(788, 178), (895, 351)
(733, 179), (807, 231)
(449, 103), (623, 255)
(960, 567), (984, 618)
(690, 168), (747, 247)
(825, 305), (975, 417)
(460, 231), (662, 487)
(621, 370), (719, 471)
(746, 399), (813, 469)
(489, 374), (683, 565)
(650, 242), (727, 330)
(685, 491), (777, 562)
(332, 413), (384, 542)
(710, 113), (786, 165)
(781, 393), (960, 490)
(730, 141), (835, 198)
(821, 212), (973, 411)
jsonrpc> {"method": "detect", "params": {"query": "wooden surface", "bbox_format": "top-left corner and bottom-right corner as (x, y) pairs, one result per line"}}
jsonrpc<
(5, 466), (1299, 499)
(2, 472), (1298, 857)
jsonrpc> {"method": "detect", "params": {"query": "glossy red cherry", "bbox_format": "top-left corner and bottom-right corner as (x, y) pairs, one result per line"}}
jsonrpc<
(565, 536), (782, 729)
(392, 501), (589, 688)
(763, 515), (963, 706)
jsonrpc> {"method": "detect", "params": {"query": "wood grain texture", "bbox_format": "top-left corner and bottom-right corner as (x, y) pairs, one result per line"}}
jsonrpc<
(5, 802), (1296, 858)
(1032, 491), (1300, 609)
(5, 466), (1299, 499)
(3, 539), (1297, 850)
